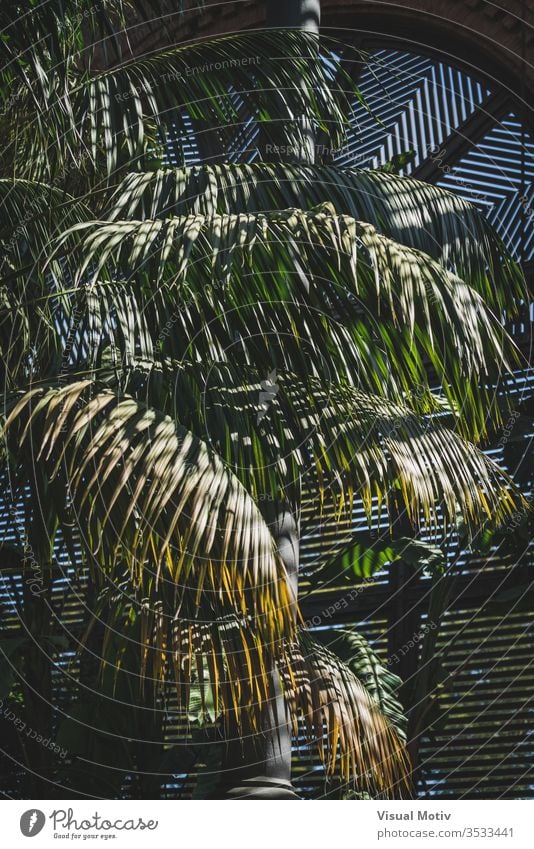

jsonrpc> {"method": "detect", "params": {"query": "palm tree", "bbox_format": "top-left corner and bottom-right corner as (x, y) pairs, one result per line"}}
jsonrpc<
(0, 0), (528, 799)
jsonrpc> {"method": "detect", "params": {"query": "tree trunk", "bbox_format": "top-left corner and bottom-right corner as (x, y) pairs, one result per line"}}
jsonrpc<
(215, 503), (300, 799)
(260, 0), (321, 164)
(215, 0), (320, 799)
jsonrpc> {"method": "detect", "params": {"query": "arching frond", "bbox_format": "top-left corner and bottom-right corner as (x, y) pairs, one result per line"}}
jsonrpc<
(307, 533), (445, 585)
(0, 179), (92, 271)
(0, 1), (164, 76)
(3, 380), (296, 644)
(171, 617), (278, 736)
(106, 163), (526, 312)
(0, 179), (96, 389)
(54, 206), (519, 437)
(5, 32), (355, 183)
(117, 359), (523, 533)
(313, 629), (408, 744)
(280, 631), (411, 796)
(99, 596), (279, 739)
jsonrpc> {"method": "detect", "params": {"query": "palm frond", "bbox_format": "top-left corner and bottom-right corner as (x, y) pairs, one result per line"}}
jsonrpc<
(118, 359), (524, 533)
(0, 1), (164, 72)
(54, 206), (519, 438)
(0, 0), (165, 157)
(105, 596), (278, 739)
(0, 179), (96, 392)
(106, 163), (526, 313)
(99, 594), (411, 793)
(0, 179), (92, 271)
(280, 631), (411, 795)
(313, 629), (408, 744)
(5, 32), (355, 183)
(3, 380), (296, 644)
(171, 618), (277, 736)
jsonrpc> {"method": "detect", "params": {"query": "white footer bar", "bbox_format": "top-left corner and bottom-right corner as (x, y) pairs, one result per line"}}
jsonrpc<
(3, 799), (533, 848)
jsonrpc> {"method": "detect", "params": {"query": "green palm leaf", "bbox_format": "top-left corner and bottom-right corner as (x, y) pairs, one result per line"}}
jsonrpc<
(118, 359), (523, 532)
(106, 162), (527, 312)
(54, 205), (519, 438)
(0, 179), (92, 270)
(0, 179), (95, 388)
(307, 533), (445, 584)
(4, 32), (355, 183)
(0, 7), (528, 800)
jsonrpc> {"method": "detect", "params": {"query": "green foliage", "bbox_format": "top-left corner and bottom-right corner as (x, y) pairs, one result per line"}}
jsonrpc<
(0, 5), (529, 797)
(308, 534), (445, 584)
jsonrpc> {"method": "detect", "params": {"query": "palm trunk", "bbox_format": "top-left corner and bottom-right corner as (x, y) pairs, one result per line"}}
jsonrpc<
(216, 504), (300, 799)
(215, 0), (320, 799)
(261, 0), (321, 163)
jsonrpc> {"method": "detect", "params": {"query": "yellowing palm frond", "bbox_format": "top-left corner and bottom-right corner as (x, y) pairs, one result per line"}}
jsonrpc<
(280, 631), (412, 796)
(3, 380), (296, 645)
